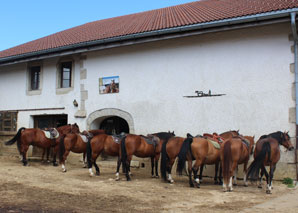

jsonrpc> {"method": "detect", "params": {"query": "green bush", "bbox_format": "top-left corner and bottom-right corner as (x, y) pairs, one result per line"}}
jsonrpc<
(282, 177), (294, 188)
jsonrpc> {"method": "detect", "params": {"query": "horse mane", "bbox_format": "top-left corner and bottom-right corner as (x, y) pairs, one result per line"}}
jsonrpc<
(152, 132), (175, 142)
(267, 131), (284, 144)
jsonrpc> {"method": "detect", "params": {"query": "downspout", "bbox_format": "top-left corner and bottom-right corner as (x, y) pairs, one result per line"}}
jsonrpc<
(290, 12), (298, 181)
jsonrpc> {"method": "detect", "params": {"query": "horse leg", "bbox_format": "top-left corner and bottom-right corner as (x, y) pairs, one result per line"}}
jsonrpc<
(41, 148), (46, 163)
(262, 166), (270, 194)
(151, 157), (155, 178)
(46, 147), (51, 163)
(219, 164), (223, 185)
(155, 154), (160, 178)
(52, 145), (58, 167)
(229, 161), (237, 191)
(187, 159), (194, 187)
(21, 145), (29, 166)
(93, 159), (100, 176)
(115, 156), (121, 181)
(61, 150), (70, 172)
(214, 163), (219, 185)
(233, 166), (238, 186)
(167, 158), (175, 183)
(258, 167), (265, 188)
(243, 162), (248, 187)
(267, 165), (276, 194)
(125, 156), (132, 181)
(83, 152), (87, 168)
(199, 164), (204, 183)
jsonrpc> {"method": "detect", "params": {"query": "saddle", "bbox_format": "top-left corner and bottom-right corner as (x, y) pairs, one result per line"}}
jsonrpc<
(203, 133), (224, 144)
(112, 132), (127, 144)
(141, 134), (160, 149)
(234, 135), (250, 148)
(43, 128), (59, 139)
(80, 131), (94, 143)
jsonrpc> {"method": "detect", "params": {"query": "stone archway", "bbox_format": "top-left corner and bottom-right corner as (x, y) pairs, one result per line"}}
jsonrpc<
(86, 108), (135, 133)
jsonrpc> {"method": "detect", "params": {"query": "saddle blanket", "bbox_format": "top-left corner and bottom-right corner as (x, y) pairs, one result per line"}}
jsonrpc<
(79, 134), (89, 143)
(43, 129), (59, 139)
(206, 139), (221, 149)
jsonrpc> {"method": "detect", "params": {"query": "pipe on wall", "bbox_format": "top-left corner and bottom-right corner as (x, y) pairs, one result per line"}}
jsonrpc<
(290, 12), (298, 181)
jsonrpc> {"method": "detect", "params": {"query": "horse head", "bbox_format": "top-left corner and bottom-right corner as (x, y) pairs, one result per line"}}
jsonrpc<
(70, 123), (80, 134)
(281, 131), (294, 151)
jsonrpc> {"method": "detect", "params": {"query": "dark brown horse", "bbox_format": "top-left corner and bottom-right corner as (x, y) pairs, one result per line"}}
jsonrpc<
(59, 129), (105, 172)
(86, 133), (127, 179)
(121, 132), (175, 181)
(247, 131), (294, 194)
(160, 136), (186, 183)
(4, 123), (80, 166)
(220, 135), (255, 192)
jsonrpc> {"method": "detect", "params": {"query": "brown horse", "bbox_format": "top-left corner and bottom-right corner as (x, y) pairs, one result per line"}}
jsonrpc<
(59, 129), (105, 172)
(198, 133), (225, 185)
(121, 133), (174, 181)
(247, 131), (294, 194)
(86, 133), (129, 179)
(160, 136), (186, 183)
(220, 135), (255, 192)
(4, 123), (80, 166)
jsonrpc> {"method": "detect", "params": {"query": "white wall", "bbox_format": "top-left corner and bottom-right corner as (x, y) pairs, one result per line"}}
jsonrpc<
(0, 23), (295, 141)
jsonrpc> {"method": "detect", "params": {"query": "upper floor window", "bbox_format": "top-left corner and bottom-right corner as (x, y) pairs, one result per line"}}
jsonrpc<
(30, 66), (40, 90)
(60, 62), (72, 88)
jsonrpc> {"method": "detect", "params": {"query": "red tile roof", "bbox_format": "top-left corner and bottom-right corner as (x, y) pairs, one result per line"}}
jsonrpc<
(0, 0), (297, 60)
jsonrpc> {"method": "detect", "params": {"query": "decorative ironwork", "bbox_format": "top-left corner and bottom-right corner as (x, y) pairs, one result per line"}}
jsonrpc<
(183, 90), (226, 98)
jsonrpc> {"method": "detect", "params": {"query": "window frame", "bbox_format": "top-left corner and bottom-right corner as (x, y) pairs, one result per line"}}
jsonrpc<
(56, 59), (75, 95)
(60, 61), (72, 88)
(30, 66), (41, 90)
(0, 111), (18, 132)
(26, 62), (43, 96)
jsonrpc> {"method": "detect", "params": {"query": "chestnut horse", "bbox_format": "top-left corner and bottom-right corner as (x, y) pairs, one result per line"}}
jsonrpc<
(247, 131), (293, 194)
(59, 129), (105, 172)
(121, 133), (175, 181)
(4, 123), (80, 166)
(198, 133), (225, 185)
(86, 133), (125, 179)
(220, 135), (255, 192)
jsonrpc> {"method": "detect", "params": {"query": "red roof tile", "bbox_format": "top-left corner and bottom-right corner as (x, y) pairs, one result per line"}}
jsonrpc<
(0, 0), (297, 59)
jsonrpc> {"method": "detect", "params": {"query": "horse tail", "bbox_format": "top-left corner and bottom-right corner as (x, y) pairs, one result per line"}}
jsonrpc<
(222, 140), (232, 184)
(58, 135), (66, 162)
(86, 137), (93, 169)
(177, 137), (193, 175)
(247, 142), (271, 181)
(120, 136), (127, 171)
(5, 127), (25, 154)
(160, 137), (169, 181)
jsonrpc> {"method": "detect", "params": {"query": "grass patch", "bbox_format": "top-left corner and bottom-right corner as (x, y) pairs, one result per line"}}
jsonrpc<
(282, 177), (295, 188)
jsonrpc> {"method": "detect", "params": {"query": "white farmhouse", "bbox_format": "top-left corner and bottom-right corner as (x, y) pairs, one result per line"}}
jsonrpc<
(0, 0), (298, 179)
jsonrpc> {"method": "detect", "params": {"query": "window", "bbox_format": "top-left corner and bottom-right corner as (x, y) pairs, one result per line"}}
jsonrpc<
(30, 66), (40, 90)
(0, 111), (17, 132)
(60, 62), (72, 88)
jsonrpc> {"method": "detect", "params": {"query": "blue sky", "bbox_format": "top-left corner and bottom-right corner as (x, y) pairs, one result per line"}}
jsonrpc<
(0, 0), (196, 51)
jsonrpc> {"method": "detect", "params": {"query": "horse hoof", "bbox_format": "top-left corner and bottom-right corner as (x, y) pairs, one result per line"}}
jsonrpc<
(96, 172), (100, 176)
(266, 190), (272, 194)
(47, 160), (51, 163)
(258, 185), (262, 189)
(233, 183), (237, 186)
(190, 184), (194, 188)
(115, 177), (120, 181)
(244, 184), (248, 187)
(62, 169), (67, 173)
(53, 162), (58, 167)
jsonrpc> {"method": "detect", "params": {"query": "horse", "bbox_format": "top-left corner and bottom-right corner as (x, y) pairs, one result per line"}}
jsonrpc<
(160, 136), (186, 184)
(220, 135), (255, 192)
(4, 123), (80, 166)
(220, 130), (240, 140)
(59, 129), (105, 172)
(86, 133), (126, 179)
(121, 133), (170, 181)
(247, 131), (294, 194)
(197, 133), (225, 185)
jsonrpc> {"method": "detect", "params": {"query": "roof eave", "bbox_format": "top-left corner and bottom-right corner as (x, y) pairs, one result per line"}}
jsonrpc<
(1, 8), (298, 66)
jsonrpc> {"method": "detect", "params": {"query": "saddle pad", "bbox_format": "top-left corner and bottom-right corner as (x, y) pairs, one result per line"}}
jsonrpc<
(242, 138), (250, 148)
(79, 134), (89, 143)
(112, 136), (121, 144)
(207, 139), (221, 149)
(42, 129), (59, 139)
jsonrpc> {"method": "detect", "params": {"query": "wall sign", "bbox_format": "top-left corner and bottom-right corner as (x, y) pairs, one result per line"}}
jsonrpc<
(99, 76), (119, 94)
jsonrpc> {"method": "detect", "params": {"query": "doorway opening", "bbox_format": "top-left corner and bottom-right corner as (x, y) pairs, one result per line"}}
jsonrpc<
(99, 116), (129, 135)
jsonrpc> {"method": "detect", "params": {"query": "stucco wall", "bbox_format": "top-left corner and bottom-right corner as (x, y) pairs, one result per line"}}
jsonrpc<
(0, 23), (296, 179)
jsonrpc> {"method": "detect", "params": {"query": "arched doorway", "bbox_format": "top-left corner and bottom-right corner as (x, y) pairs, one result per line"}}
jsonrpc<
(87, 108), (134, 134)
(99, 116), (129, 135)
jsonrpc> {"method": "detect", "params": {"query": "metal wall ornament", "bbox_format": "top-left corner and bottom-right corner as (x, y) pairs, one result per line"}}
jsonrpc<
(183, 90), (226, 98)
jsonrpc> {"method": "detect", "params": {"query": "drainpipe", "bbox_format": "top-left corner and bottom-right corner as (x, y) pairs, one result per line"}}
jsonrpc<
(291, 12), (298, 181)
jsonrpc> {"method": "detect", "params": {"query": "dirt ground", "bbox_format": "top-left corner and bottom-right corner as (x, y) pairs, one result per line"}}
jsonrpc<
(0, 154), (297, 213)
